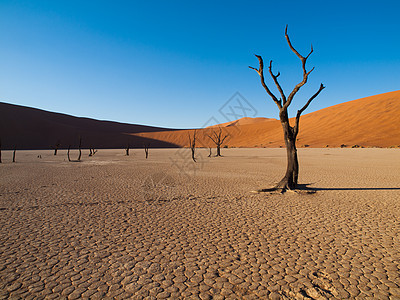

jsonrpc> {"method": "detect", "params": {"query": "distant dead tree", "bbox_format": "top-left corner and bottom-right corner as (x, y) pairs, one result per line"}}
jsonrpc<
(89, 147), (97, 156)
(77, 137), (82, 161)
(207, 127), (229, 157)
(144, 143), (150, 159)
(125, 144), (130, 156)
(67, 145), (71, 161)
(51, 140), (61, 155)
(249, 25), (325, 192)
(67, 137), (83, 162)
(0, 138), (2, 163)
(12, 146), (16, 163)
(188, 130), (197, 162)
(208, 147), (212, 158)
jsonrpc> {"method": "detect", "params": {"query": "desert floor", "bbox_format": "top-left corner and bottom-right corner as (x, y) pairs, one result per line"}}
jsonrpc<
(1, 148), (399, 299)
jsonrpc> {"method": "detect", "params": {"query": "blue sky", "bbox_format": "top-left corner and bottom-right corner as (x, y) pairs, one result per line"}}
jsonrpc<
(1, 0), (399, 128)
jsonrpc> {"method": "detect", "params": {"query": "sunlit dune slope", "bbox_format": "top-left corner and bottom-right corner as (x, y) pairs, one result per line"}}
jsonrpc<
(207, 117), (276, 128)
(133, 91), (400, 148)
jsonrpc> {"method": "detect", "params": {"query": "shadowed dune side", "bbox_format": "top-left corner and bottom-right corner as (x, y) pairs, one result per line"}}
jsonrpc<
(133, 90), (400, 148)
(0, 102), (180, 150)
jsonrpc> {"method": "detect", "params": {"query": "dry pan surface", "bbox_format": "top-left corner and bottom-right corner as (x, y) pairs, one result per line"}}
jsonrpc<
(0, 148), (399, 299)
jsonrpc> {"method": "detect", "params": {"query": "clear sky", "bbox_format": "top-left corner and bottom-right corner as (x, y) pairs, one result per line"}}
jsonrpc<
(1, 0), (399, 128)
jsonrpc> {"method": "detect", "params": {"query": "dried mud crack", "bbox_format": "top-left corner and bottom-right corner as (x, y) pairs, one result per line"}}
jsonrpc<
(1, 148), (400, 299)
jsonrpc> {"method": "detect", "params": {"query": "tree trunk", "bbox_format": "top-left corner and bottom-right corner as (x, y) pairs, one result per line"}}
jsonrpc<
(68, 145), (71, 161)
(216, 145), (221, 157)
(275, 113), (299, 190)
(276, 134), (298, 190)
(77, 138), (82, 161)
(126, 144), (130, 156)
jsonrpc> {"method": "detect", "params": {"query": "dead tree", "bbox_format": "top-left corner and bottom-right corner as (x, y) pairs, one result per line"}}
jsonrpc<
(89, 147), (97, 156)
(67, 137), (83, 162)
(12, 146), (16, 163)
(0, 138), (2, 163)
(249, 25), (325, 192)
(188, 130), (197, 162)
(144, 143), (150, 159)
(208, 147), (212, 158)
(125, 144), (130, 156)
(67, 145), (71, 161)
(51, 141), (61, 155)
(207, 127), (229, 157)
(77, 137), (82, 161)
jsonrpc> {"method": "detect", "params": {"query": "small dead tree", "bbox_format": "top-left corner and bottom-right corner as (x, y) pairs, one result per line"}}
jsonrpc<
(67, 137), (83, 162)
(249, 25), (325, 192)
(12, 146), (16, 163)
(0, 138), (2, 163)
(77, 137), (82, 161)
(51, 140), (61, 155)
(208, 147), (212, 158)
(89, 147), (97, 157)
(67, 145), (71, 162)
(207, 127), (229, 157)
(188, 130), (197, 162)
(144, 143), (150, 159)
(125, 144), (130, 156)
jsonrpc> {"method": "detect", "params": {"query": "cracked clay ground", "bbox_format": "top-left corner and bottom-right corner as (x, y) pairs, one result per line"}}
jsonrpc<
(1, 148), (400, 299)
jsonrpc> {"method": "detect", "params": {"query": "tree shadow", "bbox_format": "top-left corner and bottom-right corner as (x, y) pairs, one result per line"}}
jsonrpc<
(299, 184), (400, 192)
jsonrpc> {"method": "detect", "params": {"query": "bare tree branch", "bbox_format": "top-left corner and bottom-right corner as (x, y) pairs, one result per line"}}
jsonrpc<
(221, 133), (229, 144)
(283, 25), (315, 111)
(294, 83), (325, 136)
(207, 133), (217, 145)
(269, 60), (286, 104)
(249, 55), (282, 109)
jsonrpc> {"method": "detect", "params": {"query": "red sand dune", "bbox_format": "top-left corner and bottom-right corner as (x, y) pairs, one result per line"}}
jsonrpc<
(1, 90), (399, 149)
(133, 90), (400, 148)
(207, 117), (275, 128)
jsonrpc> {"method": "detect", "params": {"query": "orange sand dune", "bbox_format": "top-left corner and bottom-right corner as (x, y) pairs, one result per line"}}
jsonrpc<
(1, 91), (398, 149)
(134, 90), (400, 148)
(207, 117), (276, 128)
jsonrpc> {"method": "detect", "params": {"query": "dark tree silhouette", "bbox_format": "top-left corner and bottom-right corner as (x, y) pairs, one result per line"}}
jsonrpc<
(12, 146), (16, 163)
(67, 137), (83, 162)
(89, 147), (97, 156)
(0, 138), (2, 163)
(249, 25), (325, 192)
(208, 147), (212, 158)
(188, 130), (197, 162)
(51, 140), (61, 155)
(67, 145), (71, 162)
(144, 143), (150, 159)
(77, 137), (82, 161)
(125, 144), (130, 156)
(207, 127), (229, 157)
